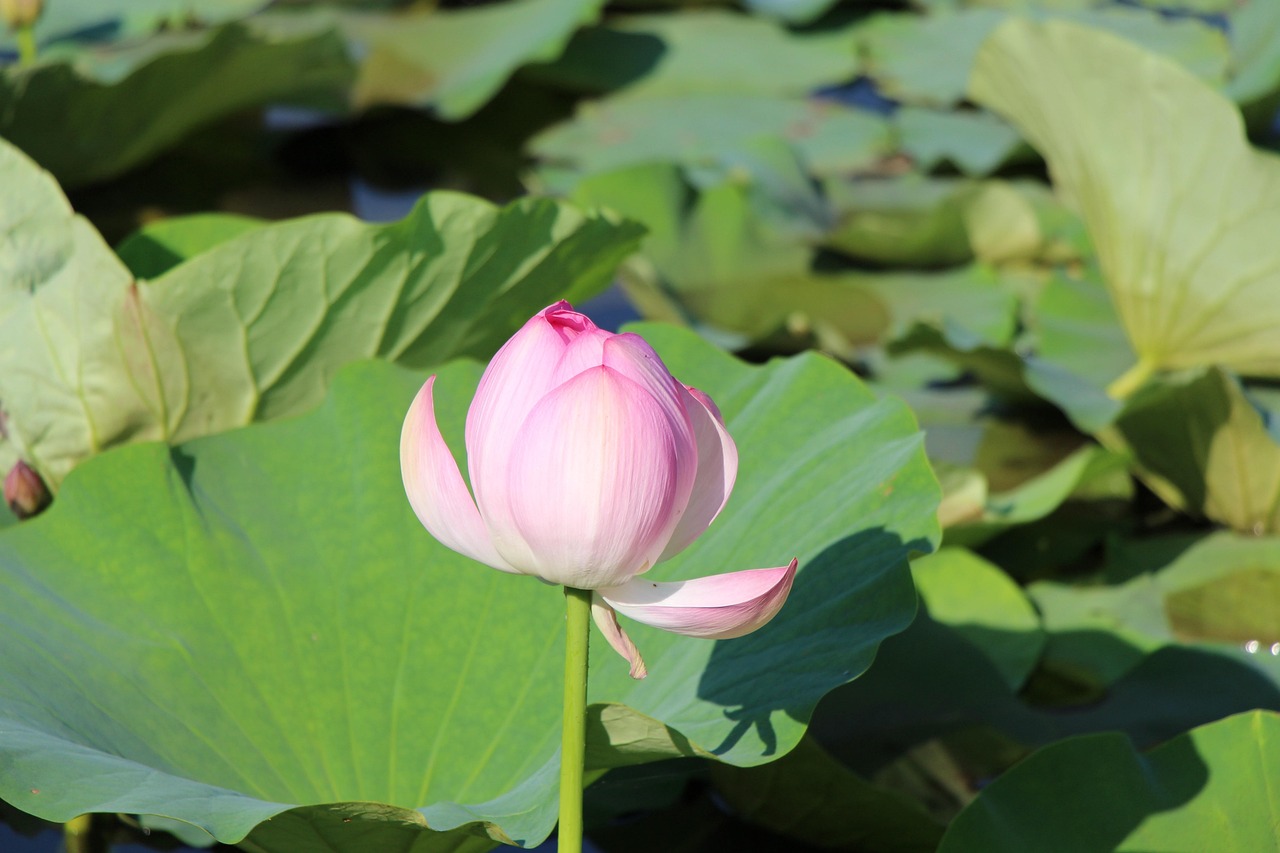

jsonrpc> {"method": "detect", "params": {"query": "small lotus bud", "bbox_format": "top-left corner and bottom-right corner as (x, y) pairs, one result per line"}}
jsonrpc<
(0, 0), (41, 30)
(5, 460), (50, 520)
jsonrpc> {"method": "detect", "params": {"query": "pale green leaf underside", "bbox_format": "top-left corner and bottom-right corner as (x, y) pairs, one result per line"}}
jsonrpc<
(0, 138), (643, 487)
(970, 19), (1280, 378)
(0, 328), (937, 851)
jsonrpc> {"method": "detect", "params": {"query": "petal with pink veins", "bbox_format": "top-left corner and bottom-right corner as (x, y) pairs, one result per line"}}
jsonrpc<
(659, 385), (738, 561)
(506, 366), (682, 588)
(592, 596), (648, 679)
(466, 304), (594, 568)
(598, 559), (798, 639)
(400, 377), (518, 573)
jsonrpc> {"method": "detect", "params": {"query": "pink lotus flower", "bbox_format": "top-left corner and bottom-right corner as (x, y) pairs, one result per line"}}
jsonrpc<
(401, 301), (796, 678)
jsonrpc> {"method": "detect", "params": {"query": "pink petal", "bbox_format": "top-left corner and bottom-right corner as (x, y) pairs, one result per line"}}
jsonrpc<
(591, 596), (648, 679)
(601, 334), (700, 552)
(400, 376), (518, 573)
(465, 305), (584, 569)
(659, 385), (738, 561)
(505, 366), (682, 589)
(598, 559), (798, 639)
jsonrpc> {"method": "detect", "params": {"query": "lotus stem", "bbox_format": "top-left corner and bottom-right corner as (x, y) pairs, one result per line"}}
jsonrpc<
(1105, 356), (1158, 401)
(15, 25), (36, 66)
(64, 814), (108, 853)
(558, 586), (591, 853)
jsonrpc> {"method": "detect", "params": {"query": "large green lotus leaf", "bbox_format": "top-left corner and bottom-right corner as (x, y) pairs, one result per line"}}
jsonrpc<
(0, 327), (936, 849)
(528, 11), (858, 100)
(115, 213), (264, 279)
(344, 0), (604, 119)
(0, 137), (643, 487)
(812, 613), (1280, 784)
(0, 16), (353, 187)
(910, 549), (1044, 690)
(971, 19), (1280, 387)
(938, 711), (1280, 852)
(1029, 532), (1280, 689)
(859, 6), (1227, 107)
(1105, 368), (1280, 533)
(529, 93), (891, 180)
(710, 735), (945, 852)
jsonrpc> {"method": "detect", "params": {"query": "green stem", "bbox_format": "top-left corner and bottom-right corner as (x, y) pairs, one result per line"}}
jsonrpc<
(1106, 356), (1158, 401)
(15, 25), (36, 67)
(559, 587), (591, 853)
(64, 814), (109, 853)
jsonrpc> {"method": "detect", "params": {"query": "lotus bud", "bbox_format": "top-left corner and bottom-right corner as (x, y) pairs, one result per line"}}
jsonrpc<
(1, 0), (42, 30)
(401, 301), (796, 677)
(5, 460), (49, 520)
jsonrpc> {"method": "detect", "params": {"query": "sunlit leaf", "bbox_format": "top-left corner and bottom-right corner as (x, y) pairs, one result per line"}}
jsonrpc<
(1107, 368), (1280, 533)
(0, 137), (643, 487)
(1029, 532), (1280, 686)
(824, 177), (1089, 268)
(345, 0), (605, 119)
(860, 7), (1227, 107)
(939, 711), (1280, 852)
(115, 213), (263, 279)
(530, 94), (891, 181)
(911, 549), (1045, 690)
(971, 19), (1280, 390)
(529, 10), (858, 100)
(0, 327), (937, 850)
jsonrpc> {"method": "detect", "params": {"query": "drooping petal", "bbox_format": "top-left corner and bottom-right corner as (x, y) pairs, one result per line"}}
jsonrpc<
(598, 559), (798, 639)
(592, 595), (648, 679)
(659, 385), (738, 561)
(400, 377), (518, 573)
(505, 366), (681, 588)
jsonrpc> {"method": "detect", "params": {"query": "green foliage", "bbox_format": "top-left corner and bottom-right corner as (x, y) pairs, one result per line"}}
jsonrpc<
(3, 0), (1280, 849)
(0, 16), (354, 187)
(344, 0), (606, 118)
(0, 328), (936, 850)
(0, 136), (643, 487)
(939, 711), (1280, 852)
(971, 18), (1280, 387)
